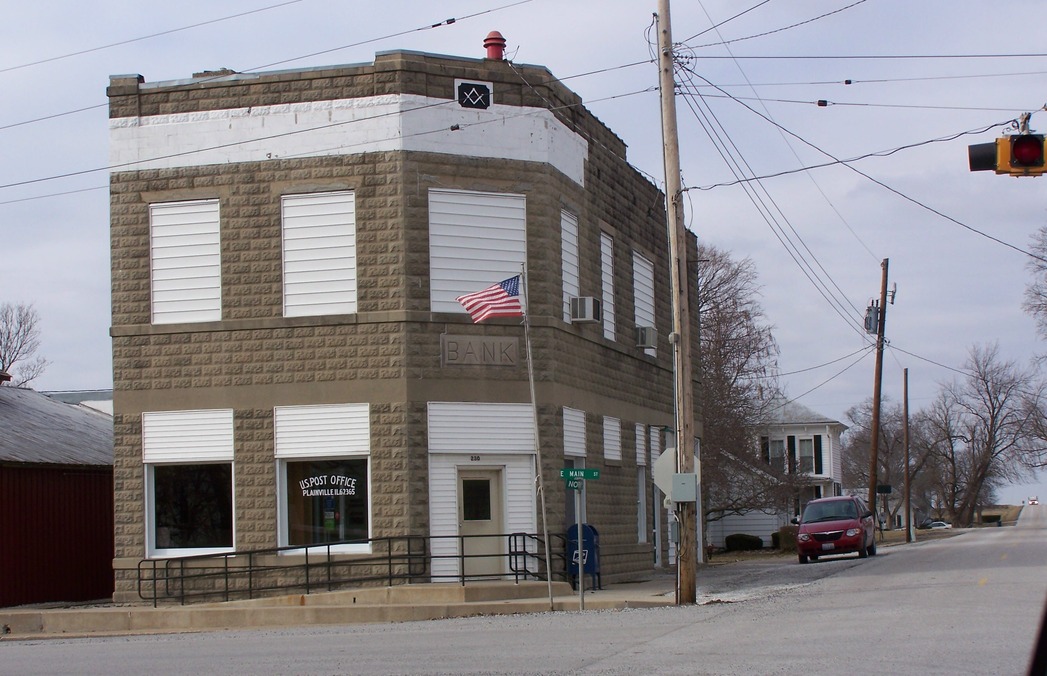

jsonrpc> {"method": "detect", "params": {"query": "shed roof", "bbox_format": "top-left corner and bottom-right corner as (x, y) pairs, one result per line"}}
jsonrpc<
(0, 387), (113, 466)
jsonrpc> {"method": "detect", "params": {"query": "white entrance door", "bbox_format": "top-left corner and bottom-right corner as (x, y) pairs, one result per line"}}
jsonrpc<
(458, 468), (506, 577)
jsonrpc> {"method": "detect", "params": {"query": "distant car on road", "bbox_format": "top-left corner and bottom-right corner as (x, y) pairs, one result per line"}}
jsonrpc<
(1030, 496), (1039, 505)
(928, 521), (952, 529)
(793, 495), (877, 564)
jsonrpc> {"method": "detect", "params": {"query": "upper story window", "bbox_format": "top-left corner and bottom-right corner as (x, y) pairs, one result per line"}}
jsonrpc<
(762, 435), (823, 474)
(281, 191), (357, 317)
(600, 233), (615, 340)
(561, 210), (580, 323)
(764, 437), (786, 471)
(428, 189), (526, 313)
(604, 416), (622, 462)
(564, 407), (586, 458)
(798, 438), (815, 473)
(633, 251), (656, 356)
(149, 199), (221, 324)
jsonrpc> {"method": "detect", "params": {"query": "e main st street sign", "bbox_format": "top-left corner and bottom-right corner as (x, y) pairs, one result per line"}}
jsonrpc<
(561, 467), (600, 491)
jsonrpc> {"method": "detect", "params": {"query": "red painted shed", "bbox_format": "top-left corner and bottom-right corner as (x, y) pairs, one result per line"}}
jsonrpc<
(0, 387), (114, 607)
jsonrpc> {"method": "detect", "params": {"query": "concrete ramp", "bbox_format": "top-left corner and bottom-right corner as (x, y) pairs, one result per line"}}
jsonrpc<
(0, 579), (673, 639)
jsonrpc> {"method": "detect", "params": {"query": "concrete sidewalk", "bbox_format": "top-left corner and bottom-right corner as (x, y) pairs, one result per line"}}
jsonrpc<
(0, 576), (678, 640)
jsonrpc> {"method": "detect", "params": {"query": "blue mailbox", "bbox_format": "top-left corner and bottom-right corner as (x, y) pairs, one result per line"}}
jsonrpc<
(566, 524), (601, 590)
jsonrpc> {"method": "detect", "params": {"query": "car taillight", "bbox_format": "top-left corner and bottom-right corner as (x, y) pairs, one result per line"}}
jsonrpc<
(846, 528), (860, 537)
(798, 533), (810, 542)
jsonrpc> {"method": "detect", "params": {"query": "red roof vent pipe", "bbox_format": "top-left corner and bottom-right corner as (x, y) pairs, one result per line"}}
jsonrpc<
(484, 31), (506, 60)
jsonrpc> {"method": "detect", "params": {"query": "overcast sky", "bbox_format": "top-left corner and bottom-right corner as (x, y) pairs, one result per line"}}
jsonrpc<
(3, 0), (1047, 504)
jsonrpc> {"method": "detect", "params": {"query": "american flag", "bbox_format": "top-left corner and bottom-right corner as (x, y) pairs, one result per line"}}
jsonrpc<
(456, 276), (524, 322)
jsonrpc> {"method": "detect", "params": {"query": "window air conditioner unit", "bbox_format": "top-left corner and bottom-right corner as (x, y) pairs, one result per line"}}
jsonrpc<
(570, 296), (602, 323)
(636, 326), (657, 349)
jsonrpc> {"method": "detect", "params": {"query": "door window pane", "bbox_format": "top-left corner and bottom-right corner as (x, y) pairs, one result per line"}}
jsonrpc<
(153, 464), (233, 549)
(285, 459), (369, 546)
(462, 479), (492, 521)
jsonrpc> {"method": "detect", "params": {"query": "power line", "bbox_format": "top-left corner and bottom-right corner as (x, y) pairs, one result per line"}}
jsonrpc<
(675, 55), (869, 334)
(0, 1), (304, 75)
(681, 78), (1047, 263)
(769, 348), (873, 411)
(681, 0), (773, 43)
(675, 71), (869, 340)
(686, 0), (869, 50)
(0, 1), (535, 133)
(681, 52), (1047, 60)
(688, 92), (1036, 114)
(683, 8), (880, 266)
(692, 122), (1010, 190)
(746, 345), (875, 379)
(710, 69), (1047, 88)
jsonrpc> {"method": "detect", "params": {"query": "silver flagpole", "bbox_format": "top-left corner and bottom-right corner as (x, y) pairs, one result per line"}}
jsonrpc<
(520, 264), (555, 611)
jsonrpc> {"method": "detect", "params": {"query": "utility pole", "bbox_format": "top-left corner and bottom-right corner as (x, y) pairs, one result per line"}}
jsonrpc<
(903, 367), (913, 543)
(866, 259), (889, 515)
(656, 0), (698, 605)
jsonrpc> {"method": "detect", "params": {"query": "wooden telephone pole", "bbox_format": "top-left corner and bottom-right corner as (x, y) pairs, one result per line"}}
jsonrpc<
(866, 259), (889, 514)
(656, 0), (698, 605)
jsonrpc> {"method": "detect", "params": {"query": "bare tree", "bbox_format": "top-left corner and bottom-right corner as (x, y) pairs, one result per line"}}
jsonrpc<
(0, 302), (49, 387)
(841, 397), (940, 524)
(1023, 226), (1047, 347)
(695, 244), (788, 521)
(923, 344), (1047, 525)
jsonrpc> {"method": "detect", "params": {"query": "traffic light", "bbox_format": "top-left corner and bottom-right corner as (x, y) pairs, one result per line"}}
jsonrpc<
(969, 134), (1046, 176)
(1008, 134), (1045, 173)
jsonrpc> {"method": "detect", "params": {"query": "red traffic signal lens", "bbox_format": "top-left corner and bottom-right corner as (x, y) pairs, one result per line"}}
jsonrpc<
(1011, 134), (1045, 167)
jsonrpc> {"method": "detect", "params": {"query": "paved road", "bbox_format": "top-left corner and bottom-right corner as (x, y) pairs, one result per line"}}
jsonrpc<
(4, 513), (1045, 675)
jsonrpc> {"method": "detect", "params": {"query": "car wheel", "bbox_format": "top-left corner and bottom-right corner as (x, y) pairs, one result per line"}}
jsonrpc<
(798, 554), (809, 564)
(868, 539), (877, 556)
(858, 540), (868, 558)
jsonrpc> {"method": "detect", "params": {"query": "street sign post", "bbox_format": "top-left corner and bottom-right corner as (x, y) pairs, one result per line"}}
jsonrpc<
(560, 468), (600, 480)
(561, 467), (600, 609)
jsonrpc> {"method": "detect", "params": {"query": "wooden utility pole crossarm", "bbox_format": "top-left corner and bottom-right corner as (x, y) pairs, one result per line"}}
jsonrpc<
(657, 0), (698, 605)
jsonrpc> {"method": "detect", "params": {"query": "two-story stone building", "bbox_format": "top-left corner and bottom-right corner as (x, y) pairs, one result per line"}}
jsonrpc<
(107, 35), (698, 602)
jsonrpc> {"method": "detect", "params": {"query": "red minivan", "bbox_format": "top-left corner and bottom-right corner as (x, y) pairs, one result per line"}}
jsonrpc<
(793, 495), (877, 564)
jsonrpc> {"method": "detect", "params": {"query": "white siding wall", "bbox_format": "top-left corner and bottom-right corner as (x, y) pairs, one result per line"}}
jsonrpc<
(149, 199), (221, 324)
(600, 233), (615, 340)
(111, 94), (588, 187)
(281, 191), (357, 317)
(561, 210), (580, 323)
(707, 511), (789, 549)
(427, 402), (538, 580)
(427, 456), (459, 578)
(563, 407), (586, 458)
(427, 402), (534, 452)
(633, 251), (656, 356)
(428, 189), (527, 313)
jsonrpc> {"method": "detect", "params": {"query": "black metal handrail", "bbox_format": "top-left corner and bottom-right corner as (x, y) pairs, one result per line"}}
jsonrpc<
(137, 532), (568, 606)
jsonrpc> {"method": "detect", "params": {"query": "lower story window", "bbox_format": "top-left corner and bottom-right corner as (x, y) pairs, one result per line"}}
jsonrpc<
(151, 463), (233, 550)
(284, 458), (370, 547)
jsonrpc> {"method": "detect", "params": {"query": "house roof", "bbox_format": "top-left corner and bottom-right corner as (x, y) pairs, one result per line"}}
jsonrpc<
(765, 399), (846, 429)
(0, 386), (113, 466)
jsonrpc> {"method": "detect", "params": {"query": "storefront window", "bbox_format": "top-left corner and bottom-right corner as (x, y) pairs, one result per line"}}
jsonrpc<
(152, 463), (233, 550)
(285, 458), (369, 546)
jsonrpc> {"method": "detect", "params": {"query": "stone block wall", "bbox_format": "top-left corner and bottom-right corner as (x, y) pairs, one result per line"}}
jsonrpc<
(109, 49), (695, 601)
